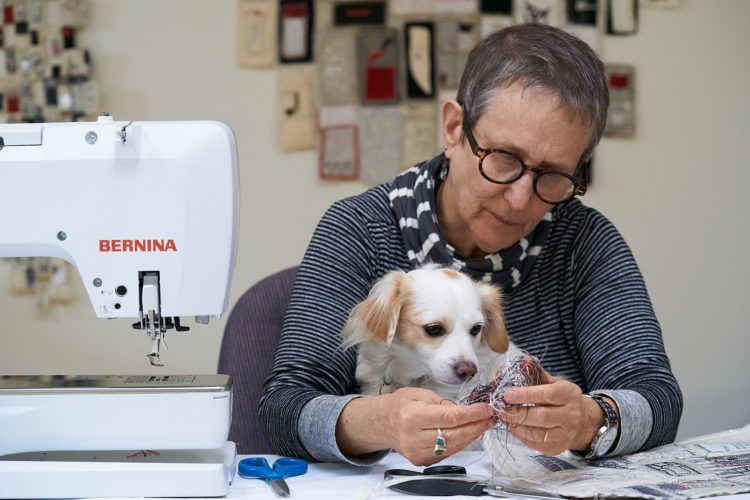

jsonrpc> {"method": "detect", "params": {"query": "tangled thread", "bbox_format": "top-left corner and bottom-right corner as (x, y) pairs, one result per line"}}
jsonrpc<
(458, 350), (547, 476)
(460, 352), (543, 414)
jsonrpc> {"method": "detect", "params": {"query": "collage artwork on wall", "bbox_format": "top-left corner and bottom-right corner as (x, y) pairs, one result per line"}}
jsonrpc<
(0, 0), (97, 124)
(237, 0), (647, 185)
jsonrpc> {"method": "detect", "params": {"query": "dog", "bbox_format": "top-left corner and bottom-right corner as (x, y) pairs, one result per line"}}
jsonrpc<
(341, 266), (510, 402)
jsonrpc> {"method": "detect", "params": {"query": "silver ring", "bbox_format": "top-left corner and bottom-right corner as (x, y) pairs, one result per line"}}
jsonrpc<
(434, 428), (446, 456)
(543, 429), (549, 443)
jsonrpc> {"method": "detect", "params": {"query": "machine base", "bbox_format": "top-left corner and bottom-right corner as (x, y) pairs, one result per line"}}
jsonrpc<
(0, 441), (236, 498)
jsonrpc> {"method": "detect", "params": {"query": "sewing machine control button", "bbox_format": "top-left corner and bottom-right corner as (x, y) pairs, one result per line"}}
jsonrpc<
(115, 285), (127, 296)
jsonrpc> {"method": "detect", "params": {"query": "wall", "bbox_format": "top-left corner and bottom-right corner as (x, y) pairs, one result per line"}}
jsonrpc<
(0, 0), (748, 441)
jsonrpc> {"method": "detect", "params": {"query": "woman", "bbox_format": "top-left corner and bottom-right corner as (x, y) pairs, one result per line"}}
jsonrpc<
(259, 23), (682, 466)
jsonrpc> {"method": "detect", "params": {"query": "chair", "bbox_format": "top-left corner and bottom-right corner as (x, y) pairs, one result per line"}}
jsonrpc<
(218, 266), (298, 454)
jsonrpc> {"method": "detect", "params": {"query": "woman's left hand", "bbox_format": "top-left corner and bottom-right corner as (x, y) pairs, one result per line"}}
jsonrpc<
(496, 369), (605, 456)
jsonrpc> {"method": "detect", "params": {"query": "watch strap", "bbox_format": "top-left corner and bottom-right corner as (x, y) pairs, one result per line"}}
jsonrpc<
(590, 394), (618, 428)
(585, 394), (619, 458)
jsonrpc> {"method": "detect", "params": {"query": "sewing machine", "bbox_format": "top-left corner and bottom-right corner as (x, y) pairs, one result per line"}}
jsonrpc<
(0, 116), (239, 498)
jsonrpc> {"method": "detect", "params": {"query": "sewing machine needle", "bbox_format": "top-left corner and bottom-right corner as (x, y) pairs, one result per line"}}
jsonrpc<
(148, 338), (164, 367)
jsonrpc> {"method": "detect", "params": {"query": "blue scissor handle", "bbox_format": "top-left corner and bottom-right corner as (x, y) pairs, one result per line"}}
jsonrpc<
(238, 457), (272, 479)
(273, 458), (308, 478)
(238, 457), (308, 480)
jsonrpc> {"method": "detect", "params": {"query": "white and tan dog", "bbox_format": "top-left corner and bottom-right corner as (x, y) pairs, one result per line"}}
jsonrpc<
(342, 266), (510, 401)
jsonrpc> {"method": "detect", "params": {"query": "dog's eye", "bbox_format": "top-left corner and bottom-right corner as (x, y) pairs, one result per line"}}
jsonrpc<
(423, 324), (445, 337)
(470, 323), (483, 336)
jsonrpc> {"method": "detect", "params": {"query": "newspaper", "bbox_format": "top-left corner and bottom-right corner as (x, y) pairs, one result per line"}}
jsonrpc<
(487, 424), (750, 498)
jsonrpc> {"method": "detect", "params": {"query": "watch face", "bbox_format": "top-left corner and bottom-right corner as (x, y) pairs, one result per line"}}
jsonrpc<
(595, 427), (618, 456)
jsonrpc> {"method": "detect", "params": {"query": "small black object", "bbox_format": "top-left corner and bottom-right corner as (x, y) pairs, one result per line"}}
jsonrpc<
(387, 477), (485, 497)
(384, 465), (485, 496)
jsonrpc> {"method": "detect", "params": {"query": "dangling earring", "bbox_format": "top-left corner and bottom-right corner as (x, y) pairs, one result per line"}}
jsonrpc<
(439, 145), (450, 180)
(439, 155), (449, 180)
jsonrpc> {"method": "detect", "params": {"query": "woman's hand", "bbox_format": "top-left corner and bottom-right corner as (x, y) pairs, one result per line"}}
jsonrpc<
(336, 387), (495, 466)
(496, 369), (609, 456)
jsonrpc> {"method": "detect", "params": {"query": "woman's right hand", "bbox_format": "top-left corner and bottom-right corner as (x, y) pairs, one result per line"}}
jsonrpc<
(336, 387), (496, 466)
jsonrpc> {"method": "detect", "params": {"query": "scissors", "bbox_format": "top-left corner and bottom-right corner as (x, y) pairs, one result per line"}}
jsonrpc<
(384, 464), (561, 498)
(238, 456), (308, 497)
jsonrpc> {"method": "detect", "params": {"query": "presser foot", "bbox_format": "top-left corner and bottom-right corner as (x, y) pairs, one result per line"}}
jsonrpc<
(147, 337), (167, 367)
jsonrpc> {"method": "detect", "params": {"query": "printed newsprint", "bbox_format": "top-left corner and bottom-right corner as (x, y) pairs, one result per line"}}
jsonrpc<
(498, 424), (750, 498)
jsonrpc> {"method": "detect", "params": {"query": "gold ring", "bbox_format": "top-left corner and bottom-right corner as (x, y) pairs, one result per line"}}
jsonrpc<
(434, 428), (446, 456)
(543, 429), (549, 443)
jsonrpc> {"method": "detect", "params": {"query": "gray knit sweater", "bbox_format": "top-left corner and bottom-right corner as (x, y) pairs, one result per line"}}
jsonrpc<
(259, 182), (682, 463)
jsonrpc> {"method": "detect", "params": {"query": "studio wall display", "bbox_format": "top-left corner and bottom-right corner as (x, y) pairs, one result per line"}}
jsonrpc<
(236, 0), (660, 183)
(0, 0), (98, 124)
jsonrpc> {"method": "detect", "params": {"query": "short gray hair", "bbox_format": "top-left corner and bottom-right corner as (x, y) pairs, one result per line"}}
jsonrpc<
(456, 24), (609, 162)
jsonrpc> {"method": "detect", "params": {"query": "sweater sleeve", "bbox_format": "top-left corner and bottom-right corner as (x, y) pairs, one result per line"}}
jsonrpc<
(572, 211), (683, 453)
(258, 194), (398, 461)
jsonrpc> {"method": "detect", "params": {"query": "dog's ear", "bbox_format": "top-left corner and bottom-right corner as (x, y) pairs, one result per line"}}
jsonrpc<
(477, 282), (508, 353)
(343, 270), (406, 346)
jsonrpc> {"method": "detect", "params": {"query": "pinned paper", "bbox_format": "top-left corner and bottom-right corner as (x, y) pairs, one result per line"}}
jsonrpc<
(318, 106), (360, 180)
(237, 0), (277, 68)
(334, 2), (386, 25)
(59, 0), (90, 27)
(1, 0), (99, 122)
(405, 22), (435, 99)
(603, 64), (635, 138)
(279, 0), (314, 63)
(390, 0), (438, 15)
(278, 65), (316, 151)
(317, 29), (358, 105)
(517, 0), (564, 26)
(359, 106), (403, 185)
(434, 0), (476, 13)
(607, 0), (638, 35)
(358, 27), (399, 105)
(567, 0), (599, 25)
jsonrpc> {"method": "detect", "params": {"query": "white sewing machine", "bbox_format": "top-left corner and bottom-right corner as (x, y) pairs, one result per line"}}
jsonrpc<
(0, 116), (239, 498)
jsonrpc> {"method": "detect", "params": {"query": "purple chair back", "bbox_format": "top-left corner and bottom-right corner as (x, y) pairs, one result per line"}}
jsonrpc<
(218, 266), (298, 454)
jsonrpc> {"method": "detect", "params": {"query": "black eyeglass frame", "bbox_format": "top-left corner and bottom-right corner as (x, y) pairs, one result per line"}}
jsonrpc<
(460, 114), (588, 204)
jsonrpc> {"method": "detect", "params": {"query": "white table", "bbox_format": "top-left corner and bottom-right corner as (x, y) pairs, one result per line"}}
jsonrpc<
(226, 451), (750, 500)
(228, 451), (492, 499)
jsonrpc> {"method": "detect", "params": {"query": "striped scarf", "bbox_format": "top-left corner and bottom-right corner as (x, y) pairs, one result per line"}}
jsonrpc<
(389, 154), (552, 293)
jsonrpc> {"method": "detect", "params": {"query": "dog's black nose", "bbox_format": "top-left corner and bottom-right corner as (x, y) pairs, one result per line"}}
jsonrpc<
(454, 361), (477, 380)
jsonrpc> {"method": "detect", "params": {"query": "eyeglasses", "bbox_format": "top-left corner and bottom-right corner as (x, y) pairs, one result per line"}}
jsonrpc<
(461, 114), (587, 205)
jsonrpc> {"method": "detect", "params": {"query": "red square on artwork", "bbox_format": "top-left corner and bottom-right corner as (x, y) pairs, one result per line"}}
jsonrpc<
(7, 93), (20, 113)
(366, 67), (396, 101)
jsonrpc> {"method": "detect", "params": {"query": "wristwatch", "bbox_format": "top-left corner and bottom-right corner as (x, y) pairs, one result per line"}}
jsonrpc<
(585, 394), (619, 459)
